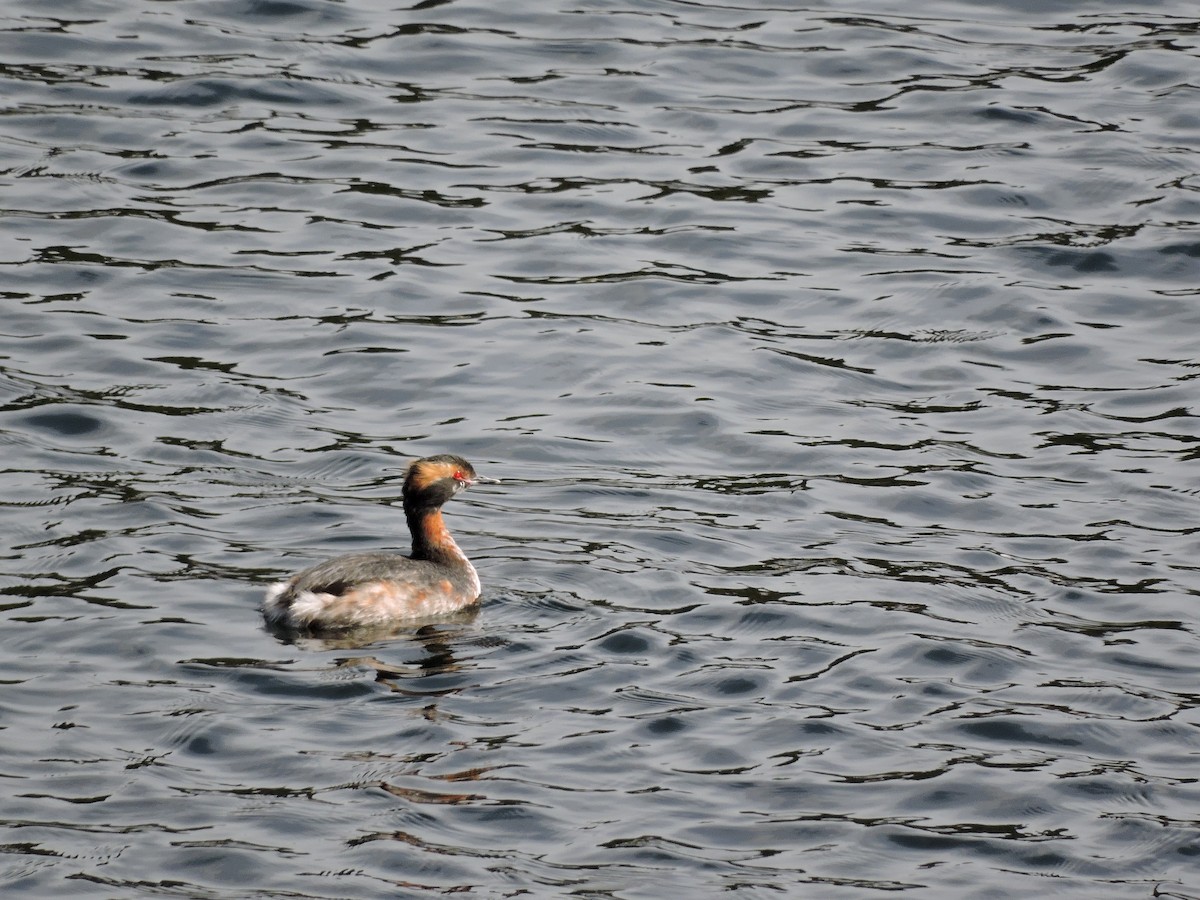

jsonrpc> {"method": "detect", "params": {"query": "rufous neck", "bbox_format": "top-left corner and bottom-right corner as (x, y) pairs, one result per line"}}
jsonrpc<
(406, 506), (462, 560)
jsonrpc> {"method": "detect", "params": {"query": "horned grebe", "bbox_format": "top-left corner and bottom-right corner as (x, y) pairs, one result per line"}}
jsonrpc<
(263, 454), (491, 631)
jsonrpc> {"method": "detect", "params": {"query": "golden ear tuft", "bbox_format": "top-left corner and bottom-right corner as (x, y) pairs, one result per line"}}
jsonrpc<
(404, 455), (466, 492)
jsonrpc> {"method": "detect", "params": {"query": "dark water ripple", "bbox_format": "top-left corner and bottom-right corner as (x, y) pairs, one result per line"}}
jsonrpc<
(2, 0), (1199, 897)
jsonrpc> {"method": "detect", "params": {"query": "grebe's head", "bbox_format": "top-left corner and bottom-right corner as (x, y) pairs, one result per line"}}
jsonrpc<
(403, 454), (491, 509)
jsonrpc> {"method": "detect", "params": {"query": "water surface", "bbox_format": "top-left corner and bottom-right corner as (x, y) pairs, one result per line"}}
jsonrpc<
(1, 1), (1198, 897)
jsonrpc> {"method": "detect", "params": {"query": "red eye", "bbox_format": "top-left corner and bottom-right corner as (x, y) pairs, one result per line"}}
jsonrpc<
(453, 470), (465, 481)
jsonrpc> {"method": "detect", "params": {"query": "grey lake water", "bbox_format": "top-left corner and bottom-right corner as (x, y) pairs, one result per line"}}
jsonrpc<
(2, 0), (1199, 897)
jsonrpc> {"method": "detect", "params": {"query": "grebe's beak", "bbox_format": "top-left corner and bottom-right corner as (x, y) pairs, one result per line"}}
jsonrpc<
(472, 473), (500, 485)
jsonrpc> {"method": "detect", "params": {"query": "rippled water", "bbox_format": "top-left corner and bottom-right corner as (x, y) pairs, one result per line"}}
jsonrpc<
(2, 0), (1199, 896)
